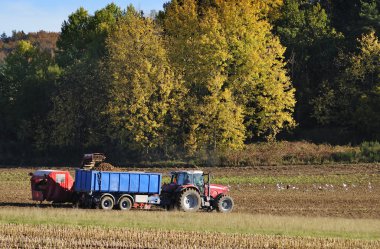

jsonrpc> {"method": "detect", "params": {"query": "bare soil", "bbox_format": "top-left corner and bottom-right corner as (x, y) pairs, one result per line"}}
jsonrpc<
(1, 164), (379, 218)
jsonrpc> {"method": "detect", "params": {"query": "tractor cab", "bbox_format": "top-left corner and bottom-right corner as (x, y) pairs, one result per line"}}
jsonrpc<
(161, 170), (234, 213)
(170, 171), (205, 193)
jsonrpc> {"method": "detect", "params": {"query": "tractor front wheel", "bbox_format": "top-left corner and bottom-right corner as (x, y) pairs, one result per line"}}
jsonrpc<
(177, 189), (201, 212)
(216, 195), (234, 213)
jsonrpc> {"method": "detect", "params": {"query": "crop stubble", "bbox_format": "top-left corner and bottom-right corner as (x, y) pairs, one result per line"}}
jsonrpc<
(1, 223), (379, 249)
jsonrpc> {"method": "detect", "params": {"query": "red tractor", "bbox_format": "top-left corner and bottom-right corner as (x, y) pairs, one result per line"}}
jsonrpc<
(161, 170), (234, 213)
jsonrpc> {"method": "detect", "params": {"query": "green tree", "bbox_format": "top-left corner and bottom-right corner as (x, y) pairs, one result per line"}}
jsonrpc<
(321, 0), (380, 48)
(360, 0), (380, 33)
(51, 4), (122, 151)
(56, 4), (122, 67)
(49, 62), (109, 149)
(105, 6), (177, 155)
(0, 41), (59, 152)
(56, 7), (90, 67)
(274, 0), (342, 128)
(313, 32), (380, 139)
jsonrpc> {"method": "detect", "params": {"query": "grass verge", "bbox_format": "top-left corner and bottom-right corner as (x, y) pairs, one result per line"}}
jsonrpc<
(0, 207), (379, 240)
(213, 174), (379, 185)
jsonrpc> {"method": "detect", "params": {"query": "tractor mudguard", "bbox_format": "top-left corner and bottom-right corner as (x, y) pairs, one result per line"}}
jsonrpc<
(175, 185), (200, 194)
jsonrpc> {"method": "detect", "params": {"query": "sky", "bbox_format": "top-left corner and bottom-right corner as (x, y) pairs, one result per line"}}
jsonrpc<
(0, 0), (167, 36)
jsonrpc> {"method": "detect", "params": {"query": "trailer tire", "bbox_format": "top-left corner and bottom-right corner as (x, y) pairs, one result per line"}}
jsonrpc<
(100, 195), (114, 210)
(215, 195), (234, 213)
(118, 197), (132, 211)
(177, 189), (201, 212)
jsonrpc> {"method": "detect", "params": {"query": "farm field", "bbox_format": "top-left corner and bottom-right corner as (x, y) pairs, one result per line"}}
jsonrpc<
(0, 164), (379, 248)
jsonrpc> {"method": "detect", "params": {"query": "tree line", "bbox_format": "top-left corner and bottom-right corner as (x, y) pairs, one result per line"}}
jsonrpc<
(0, 0), (379, 163)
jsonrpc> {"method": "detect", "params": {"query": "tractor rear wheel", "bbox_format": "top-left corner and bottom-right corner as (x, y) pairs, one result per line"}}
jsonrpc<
(177, 189), (201, 212)
(100, 195), (114, 210)
(216, 195), (234, 213)
(118, 197), (132, 211)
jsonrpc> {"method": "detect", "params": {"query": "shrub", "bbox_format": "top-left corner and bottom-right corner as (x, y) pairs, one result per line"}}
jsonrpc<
(360, 141), (380, 162)
(199, 141), (359, 166)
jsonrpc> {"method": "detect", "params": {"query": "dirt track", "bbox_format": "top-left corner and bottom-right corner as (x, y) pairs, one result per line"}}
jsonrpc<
(0, 164), (379, 218)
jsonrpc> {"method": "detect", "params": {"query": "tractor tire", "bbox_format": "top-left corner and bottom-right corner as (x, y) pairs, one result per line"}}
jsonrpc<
(100, 195), (114, 210)
(118, 197), (132, 211)
(216, 195), (234, 213)
(177, 189), (201, 212)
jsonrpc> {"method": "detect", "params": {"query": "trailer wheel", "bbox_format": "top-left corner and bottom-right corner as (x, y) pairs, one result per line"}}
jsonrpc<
(177, 189), (201, 212)
(100, 195), (114, 210)
(118, 197), (132, 211)
(216, 195), (234, 213)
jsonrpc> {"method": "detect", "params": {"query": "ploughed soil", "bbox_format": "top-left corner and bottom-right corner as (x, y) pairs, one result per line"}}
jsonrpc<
(0, 164), (379, 219)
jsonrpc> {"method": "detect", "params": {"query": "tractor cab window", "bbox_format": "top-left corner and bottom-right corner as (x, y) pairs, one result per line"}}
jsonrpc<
(193, 173), (204, 193)
(172, 173), (192, 185)
(184, 173), (192, 184)
(171, 174), (177, 184)
(193, 174), (204, 187)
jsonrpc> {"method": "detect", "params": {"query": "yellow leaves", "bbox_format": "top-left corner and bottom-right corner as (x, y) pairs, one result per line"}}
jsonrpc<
(163, 0), (295, 148)
(165, 0), (247, 152)
(104, 0), (296, 153)
(164, 0), (198, 40)
(105, 8), (177, 150)
(16, 40), (34, 54)
(209, 1), (295, 140)
(253, 0), (284, 20)
(348, 32), (380, 81)
(360, 32), (380, 54)
(355, 32), (380, 73)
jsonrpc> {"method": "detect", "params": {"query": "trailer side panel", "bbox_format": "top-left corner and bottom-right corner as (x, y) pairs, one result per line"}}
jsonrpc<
(74, 169), (162, 195)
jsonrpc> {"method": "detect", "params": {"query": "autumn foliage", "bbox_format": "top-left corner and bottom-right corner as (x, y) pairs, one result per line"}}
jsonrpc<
(1, 0), (380, 162)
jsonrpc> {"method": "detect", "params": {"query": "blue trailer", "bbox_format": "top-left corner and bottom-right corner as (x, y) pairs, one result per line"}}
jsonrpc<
(74, 169), (162, 210)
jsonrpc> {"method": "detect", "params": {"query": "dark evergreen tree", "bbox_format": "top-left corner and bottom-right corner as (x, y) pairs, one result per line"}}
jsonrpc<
(274, 0), (342, 128)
